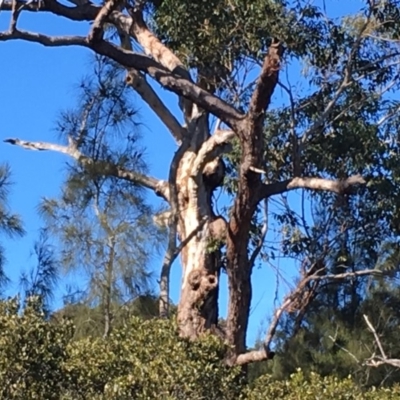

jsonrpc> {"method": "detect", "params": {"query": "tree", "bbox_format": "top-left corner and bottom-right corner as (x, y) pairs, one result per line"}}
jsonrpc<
(2, 0), (400, 366)
(249, 199), (400, 387)
(39, 56), (164, 337)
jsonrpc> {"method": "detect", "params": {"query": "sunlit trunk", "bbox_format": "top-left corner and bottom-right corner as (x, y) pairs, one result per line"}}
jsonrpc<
(174, 114), (226, 338)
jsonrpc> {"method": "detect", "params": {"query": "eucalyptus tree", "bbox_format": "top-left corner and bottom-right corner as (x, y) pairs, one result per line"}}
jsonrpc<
(2, 0), (400, 366)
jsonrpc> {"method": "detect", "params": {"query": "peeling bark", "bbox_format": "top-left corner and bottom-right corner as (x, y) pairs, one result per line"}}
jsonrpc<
(172, 109), (228, 338)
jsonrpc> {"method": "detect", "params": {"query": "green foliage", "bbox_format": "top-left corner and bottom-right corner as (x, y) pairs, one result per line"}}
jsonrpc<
(2, 298), (400, 400)
(0, 297), (73, 399)
(0, 298), (400, 400)
(51, 294), (163, 339)
(0, 164), (24, 287)
(0, 298), (243, 399)
(246, 370), (400, 399)
(63, 318), (243, 399)
(20, 231), (59, 316)
(39, 56), (165, 336)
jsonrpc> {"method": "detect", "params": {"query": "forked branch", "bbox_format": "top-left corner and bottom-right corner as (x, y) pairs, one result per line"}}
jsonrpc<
(363, 314), (400, 368)
(191, 129), (235, 182)
(127, 8), (193, 121)
(235, 268), (381, 366)
(0, 1), (245, 130)
(159, 139), (190, 317)
(88, 0), (120, 43)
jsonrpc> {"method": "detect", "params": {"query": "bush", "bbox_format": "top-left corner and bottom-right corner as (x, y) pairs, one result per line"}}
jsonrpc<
(1, 298), (400, 399)
(0, 298), (242, 399)
(246, 369), (400, 400)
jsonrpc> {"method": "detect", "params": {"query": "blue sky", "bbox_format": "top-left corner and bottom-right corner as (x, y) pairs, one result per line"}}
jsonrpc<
(0, 0), (364, 346)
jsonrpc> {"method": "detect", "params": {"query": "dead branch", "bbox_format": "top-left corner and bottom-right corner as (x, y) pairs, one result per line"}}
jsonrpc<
(0, 28), (86, 46)
(4, 138), (169, 200)
(259, 175), (366, 201)
(363, 315), (400, 368)
(235, 268), (382, 366)
(328, 335), (361, 364)
(0, 0), (98, 19)
(329, 314), (400, 369)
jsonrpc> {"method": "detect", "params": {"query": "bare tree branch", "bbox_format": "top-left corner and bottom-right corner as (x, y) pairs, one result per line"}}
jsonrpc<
(330, 314), (400, 369)
(0, 28), (86, 46)
(127, 8), (193, 121)
(159, 215), (208, 317)
(328, 334), (361, 364)
(126, 69), (186, 144)
(0, 0), (99, 20)
(259, 175), (366, 200)
(159, 140), (190, 317)
(0, 4), (245, 129)
(235, 269), (382, 366)
(9, 0), (21, 32)
(362, 314), (400, 368)
(4, 138), (169, 199)
(88, 0), (120, 43)
(116, 29), (186, 145)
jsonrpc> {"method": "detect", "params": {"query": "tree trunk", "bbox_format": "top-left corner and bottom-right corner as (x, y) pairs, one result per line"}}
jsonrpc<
(175, 113), (226, 338)
(103, 239), (115, 338)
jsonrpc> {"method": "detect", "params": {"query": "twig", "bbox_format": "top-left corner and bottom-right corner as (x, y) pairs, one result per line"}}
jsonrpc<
(363, 314), (387, 359)
(328, 335), (361, 364)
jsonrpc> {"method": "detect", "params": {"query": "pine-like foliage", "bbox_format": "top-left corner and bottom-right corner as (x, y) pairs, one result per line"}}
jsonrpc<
(39, 56), (164, 336)
(0, 164), (24, 290)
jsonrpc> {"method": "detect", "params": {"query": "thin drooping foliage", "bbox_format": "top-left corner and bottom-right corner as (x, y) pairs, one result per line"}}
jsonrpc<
(0, 164), (24, 289)
(38, 57), (164, 336)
